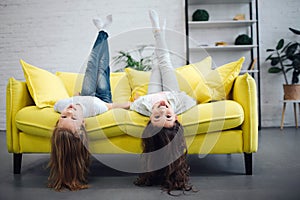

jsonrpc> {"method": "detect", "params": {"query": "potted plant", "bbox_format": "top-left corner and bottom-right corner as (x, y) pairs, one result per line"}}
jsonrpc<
(265, 27), (300, 100)
(113, 45), (154, 72)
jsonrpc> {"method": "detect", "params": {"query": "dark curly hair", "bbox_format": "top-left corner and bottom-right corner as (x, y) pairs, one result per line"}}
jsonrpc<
(134, 120), (193, 195)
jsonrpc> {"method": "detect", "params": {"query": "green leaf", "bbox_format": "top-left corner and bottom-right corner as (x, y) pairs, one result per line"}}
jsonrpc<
(289, 27), (300, 35)
(281, 42), (292, 53)
(276, 39), (284, 50)
(265, 54), (272, 61)
(294, 53), (300, 61)
(286, 43), (299, 58)
(271, 57), (280, 66)
(286, 67), (293, 72)
(112, 45), (154, 71)
(266, 49), (275, 52)
(292, 58), (300, 69)
(268, 67), (282, 73)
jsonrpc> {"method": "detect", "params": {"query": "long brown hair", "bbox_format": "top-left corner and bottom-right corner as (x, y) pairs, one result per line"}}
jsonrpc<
(134, 120), (193, 195)
(48, 124), (90, 191)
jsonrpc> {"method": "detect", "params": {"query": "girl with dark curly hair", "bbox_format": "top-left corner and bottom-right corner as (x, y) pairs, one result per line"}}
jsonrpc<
(132, 10), (196, 194)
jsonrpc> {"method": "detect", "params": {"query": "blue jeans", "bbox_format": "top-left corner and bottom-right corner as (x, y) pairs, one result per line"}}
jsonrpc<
(81, 31), (112, 103)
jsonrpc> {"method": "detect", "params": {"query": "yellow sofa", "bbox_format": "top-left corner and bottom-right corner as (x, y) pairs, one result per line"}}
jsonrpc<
(6, 57), (258, 175)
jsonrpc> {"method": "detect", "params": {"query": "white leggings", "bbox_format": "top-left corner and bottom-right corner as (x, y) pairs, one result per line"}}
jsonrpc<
(147, 30), (180, 94)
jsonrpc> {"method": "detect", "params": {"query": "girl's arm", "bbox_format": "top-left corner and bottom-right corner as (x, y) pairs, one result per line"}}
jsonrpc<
(106, 102), (132, 110)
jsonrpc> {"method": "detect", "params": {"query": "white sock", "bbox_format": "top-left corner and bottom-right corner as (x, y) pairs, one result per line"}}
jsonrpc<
(93, 14), (112, 32)
(149, 10), (160, 31)
(161, 18), (166, 31)
(149, 10), (167, 39)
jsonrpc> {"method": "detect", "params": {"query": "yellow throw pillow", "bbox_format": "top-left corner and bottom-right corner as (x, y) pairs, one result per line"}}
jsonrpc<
(176, 56), (211, 101)
(20, 60), (69, 108)
(57, 71), (131, 103)
(194, 57), (245, 103)
(125, 68), (151, 101)
(56, 71), (84, 96)
(125, 56), (212, 102)
(110, 72), (132, 103)
(124, 56), (242, 104)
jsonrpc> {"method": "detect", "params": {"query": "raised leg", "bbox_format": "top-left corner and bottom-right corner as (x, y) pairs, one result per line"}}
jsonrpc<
(81, 16), (112, 103)
(81, 31), (112, 103)
(94, 33), (112, 103)
(13, 153), (22, 174)
(148, 10), (180, 93)
(244, 153), (252, 175)
(147, 63), (163, 94)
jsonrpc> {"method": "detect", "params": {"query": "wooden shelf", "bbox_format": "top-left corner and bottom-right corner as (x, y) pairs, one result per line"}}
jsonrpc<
(188, 20), (257, 28)
(240, 69), (259, 74)
(188, 0), (253, 5)
(190, 45), (258, 51)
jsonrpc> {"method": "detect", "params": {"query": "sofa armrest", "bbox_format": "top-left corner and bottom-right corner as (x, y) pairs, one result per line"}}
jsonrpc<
(6, 77), (34, 153)
(232, 73), (258, 153)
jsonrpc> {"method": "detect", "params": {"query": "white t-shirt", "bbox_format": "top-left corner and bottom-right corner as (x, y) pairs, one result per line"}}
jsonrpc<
(54, 96), (108, 118)
(130, 91), (196, 116)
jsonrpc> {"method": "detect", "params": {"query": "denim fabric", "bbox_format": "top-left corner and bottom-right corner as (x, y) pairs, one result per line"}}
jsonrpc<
(81, 31), (112, 103)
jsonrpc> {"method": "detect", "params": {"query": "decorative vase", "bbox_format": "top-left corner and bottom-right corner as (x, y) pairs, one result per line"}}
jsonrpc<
(283, 84), (300, 100)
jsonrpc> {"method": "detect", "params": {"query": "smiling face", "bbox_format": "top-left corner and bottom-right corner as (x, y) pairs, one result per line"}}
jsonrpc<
(57, 104), (85, 133)
(150, 100), (177, 128)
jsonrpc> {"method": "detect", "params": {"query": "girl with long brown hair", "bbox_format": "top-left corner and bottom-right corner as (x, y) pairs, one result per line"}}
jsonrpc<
(48, 124), (90, 191)
(132, 10), (196, 194)
(48, 15), (130, 191)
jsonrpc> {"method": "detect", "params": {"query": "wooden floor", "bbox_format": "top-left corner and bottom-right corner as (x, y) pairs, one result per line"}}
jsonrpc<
(0, 128), (299, 200)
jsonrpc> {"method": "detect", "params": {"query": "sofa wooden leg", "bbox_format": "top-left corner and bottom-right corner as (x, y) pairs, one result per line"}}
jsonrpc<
(244, 153), (252, 175)
(13, 153), (22, 174)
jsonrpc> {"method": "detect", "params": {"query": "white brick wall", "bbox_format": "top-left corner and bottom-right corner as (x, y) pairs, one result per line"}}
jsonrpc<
(0, 0), (185, 130)
(1, 0), (300, 129)
(259, 0), (300, 127)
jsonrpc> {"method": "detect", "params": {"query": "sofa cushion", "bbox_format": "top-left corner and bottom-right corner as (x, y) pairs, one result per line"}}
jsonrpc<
(194, 57), (245, 103)
(15, 100), (244, 140)
(125, 68), (151, 101)
(125, 56), (212, 102)
(56, 71), (132, 103)
(55, 71), (84, 96)
(110, 72), (132, 103)
(15, 106), (148, 140)
(20, 60), (69, 108)
(124, 56), (244, 104)
(179, 100), (244, 136)
(175, 56), (212, 101)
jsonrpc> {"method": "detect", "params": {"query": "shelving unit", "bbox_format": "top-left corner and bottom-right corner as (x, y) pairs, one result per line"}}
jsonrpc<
(188, 20), (257, 28)
(184, 0), (261, 128)
(190, 44), (257, 51)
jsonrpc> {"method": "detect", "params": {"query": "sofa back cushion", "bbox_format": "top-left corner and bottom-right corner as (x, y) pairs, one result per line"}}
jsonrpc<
(175, 56), (212, 102)
(55, 72), (84, 96)
(110, 72), (132, 102)
(123, 56), (244, 104)
(20, 60), (70, 108)
(125, 68), (151, 101)
(20, 56), (244, 107)
(194, 57), (245, 103)
(124, 56), (212, 102)
(56, 71), (132, 103)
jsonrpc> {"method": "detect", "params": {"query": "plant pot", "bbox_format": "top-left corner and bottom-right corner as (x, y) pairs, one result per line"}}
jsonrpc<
(283, 84), (300, 100)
